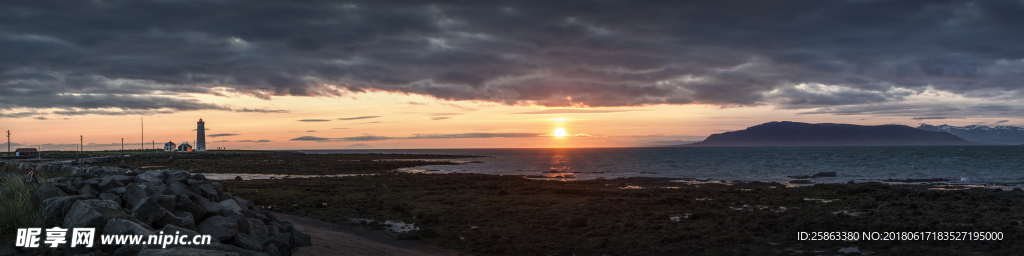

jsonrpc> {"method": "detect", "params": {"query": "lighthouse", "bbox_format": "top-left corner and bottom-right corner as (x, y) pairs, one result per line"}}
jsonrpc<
(196, 119), (206, 152)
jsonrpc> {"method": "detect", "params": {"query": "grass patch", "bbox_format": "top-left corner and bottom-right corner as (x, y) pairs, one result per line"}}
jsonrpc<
(0, 173), (42, 241)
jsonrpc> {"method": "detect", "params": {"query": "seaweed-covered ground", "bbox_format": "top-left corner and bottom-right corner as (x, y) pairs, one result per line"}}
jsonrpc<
(93, 151), (478, 175)
(226, 174), (1024, 255)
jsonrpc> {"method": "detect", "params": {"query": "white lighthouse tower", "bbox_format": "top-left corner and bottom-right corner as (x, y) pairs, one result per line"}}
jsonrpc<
(196, 119), (206, 152)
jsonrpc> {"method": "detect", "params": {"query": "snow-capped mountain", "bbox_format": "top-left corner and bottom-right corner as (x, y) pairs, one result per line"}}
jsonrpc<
(918, 124), (1024, 145)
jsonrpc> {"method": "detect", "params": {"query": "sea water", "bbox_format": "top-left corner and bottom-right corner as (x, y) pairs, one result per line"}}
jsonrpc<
(301, 146), (1024, 184)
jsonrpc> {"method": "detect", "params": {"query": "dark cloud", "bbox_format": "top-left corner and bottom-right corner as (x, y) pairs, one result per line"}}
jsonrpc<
(343, 136), (395, 141)
(767, 84), (913, 109)
(233, 108), (290, 113)
(216, 139), (270, 143)
(2, 0), (1024, 116)
(801, 103), (1024, 118)
(1, 111), (39, 118)
(912, 116), (954, 120)
(291, 132), (541, 142)
(338, 116), (381, 121)
(208, 133), (240, 137)
(290, 135), (390, 142)
(52, 109), (176, 116)
(298, 119), (331, 122)
(429, 112), (458, 120)
(290, 136), (331, 142)
(515, 109), (638, 114)
(236, 139), (272, 143)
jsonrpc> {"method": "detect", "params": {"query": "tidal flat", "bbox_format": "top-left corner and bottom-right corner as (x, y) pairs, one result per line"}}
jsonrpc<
(75, 151), (1024, 255)
(225, 173), (1024, 255)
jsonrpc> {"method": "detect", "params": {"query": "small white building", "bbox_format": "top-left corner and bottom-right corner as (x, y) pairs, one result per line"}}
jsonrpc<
(177, 142), (193, 152)
(15, 148), (39, 158)
(164, 141), (177, 152)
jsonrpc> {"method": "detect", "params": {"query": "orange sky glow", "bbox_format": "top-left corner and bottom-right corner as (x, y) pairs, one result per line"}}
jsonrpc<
(1, 90), (1019, 150)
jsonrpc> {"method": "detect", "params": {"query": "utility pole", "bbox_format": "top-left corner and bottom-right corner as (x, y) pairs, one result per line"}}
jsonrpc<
(78, 135), (83, 163)
(121, 138), (124, 152)
(6, 130), (10, 154)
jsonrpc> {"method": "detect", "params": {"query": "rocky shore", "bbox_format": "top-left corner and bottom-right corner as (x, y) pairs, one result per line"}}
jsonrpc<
(1, 160), (310, 256)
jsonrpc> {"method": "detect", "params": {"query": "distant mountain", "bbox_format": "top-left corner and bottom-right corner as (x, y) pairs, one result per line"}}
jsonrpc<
(918, 124), (1024, 145)
(689, 121), (972, 146)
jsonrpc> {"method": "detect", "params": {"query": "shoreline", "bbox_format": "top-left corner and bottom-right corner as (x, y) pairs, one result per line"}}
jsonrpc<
(8, 151), (1024, 255)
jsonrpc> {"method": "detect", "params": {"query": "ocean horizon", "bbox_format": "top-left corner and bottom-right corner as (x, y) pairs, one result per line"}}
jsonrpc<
(297, 146), (1024, 185)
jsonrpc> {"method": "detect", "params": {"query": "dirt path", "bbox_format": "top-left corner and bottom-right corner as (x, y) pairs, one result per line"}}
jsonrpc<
(273, 213), (458, 256)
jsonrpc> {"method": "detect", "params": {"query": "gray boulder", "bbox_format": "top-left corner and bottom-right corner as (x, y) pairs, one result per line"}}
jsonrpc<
(199, 197), (225, 216)
(99, 192), (123, 205)
(194, 183), (221, 200)
(41, 195), (92, 226)
(107, 186), (127, 195)
(123, 184), (149, 209)
(175, 194), (208, 220)
(136, 171), (165, 184)
(81, 177), (103, 187)
(34, 183), (67, 201)
(168, 181), (194, 196)
(143, 183), (168, 197)
(160, 224), (201, 237)
(157, 211), (196, 229)
(78, 184), (100, 197)
(219, 199), (243, 216)
(233, 233), (264, 251)
(131, 197), (172, 226)
(64, 199), (127, 229)
(198, 216), (240, 242)
(246, 218), (269, 239)
(157, 195), (177, 210)
(103, 218), (154, 236)
(99, 175), (134, 190)
(165, 170), (190, 182)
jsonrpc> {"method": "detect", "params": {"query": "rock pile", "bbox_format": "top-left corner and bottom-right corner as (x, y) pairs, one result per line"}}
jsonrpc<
(8, 161), (310, 256)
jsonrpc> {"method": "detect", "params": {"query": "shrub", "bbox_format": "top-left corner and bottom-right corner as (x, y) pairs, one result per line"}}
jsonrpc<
(0, 173), (42, 241)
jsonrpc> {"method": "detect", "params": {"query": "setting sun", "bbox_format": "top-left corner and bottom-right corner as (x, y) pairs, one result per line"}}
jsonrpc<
(552, 127), (569, 138)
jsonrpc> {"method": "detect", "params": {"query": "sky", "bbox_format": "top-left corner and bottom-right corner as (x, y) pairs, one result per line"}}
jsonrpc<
(2, 0), (1024, 150)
